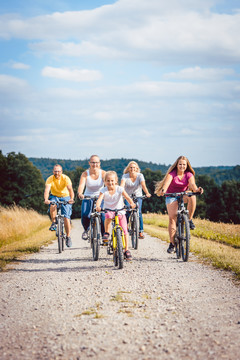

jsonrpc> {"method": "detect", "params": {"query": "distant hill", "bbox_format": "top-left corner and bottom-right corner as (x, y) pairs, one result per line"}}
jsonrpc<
(29, 157), (239, 184)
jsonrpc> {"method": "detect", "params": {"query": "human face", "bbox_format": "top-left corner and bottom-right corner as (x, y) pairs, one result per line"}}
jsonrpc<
(129, 163), (138, 173)
(177, 159), (187, 173)
(89, 156), (100, 169)
(53, 166), (62, 179)
(105, 175), (116, 190)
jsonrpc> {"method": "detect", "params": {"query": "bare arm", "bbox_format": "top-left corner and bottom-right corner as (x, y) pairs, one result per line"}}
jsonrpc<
(67, 184), (75, 203)
(122, 190), (136, 208)
(158, 174), (173, 196)
(44, 184), (51, 204)
(96, 193), (104, 212)
(120, 178), (126, 188)
(140, 180), (151, 197)
(188, 176), (204, 193)
(77, 171), (87, 199)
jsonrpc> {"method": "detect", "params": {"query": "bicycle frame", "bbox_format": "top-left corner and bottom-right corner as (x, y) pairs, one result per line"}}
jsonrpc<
(50, 200), (68, 253)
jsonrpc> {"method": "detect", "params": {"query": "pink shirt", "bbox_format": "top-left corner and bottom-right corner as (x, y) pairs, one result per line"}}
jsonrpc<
(167, 169), (193, 193)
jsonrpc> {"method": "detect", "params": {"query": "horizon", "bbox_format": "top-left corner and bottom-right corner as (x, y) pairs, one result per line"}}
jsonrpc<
(0, 0), (239, 167)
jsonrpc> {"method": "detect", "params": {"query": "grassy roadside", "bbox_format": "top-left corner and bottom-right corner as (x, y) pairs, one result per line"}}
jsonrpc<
(143, 213), (240, 280)
(0, 206), (55, 271)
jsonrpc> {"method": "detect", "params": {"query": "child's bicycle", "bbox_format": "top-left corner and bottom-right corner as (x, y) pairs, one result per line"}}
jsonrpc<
(164, 191), (201, 262)
(104, 207), (127, 269)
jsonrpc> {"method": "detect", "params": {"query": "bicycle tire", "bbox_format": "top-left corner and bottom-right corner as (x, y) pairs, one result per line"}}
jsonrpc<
(116, 227), (124, 269)
(131, 212), (139, 250)
(92, 217), (100, 261)
(174, 233), (181, 259)
(181, 213), (190, 262)
(57, 217), (62, 253)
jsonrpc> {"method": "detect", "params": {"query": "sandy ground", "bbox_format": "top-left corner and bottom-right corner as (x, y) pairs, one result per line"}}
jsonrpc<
(0, 219), (239, 360)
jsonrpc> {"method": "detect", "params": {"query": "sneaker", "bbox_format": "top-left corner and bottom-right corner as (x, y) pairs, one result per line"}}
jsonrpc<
(82, 230), (88, 240)
(66, 236), (72, 247)
(139, 232), (145, 239)
(49, 222), (57, 231)
(124, 250), (132, 261)
(189, 219), (195, 230)
(167, 243), (175, 254)
(102, 232), (110, 246)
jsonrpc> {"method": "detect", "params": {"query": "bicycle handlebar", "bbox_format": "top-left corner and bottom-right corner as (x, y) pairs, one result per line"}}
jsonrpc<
(164, 191), (201, 197)
(50, 200), (74, 206)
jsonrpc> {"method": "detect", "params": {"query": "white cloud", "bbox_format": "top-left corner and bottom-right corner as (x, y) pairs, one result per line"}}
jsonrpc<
(163, 66), (236, 81)
(8, 61), (30, 70)
(41, 66), (103, 82)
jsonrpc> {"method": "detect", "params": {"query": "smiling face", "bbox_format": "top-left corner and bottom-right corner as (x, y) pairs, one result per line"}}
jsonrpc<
(129, 163), (138, 174)
(177, 159), (187, 173)
(89, 155), (100, 170)
(53, 165), (62, 179)
(105, 174), (117, 190)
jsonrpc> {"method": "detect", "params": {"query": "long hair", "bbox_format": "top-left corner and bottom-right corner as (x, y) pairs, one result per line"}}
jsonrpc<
(123, 161), (141, 174)
(154, 156), (195, 195)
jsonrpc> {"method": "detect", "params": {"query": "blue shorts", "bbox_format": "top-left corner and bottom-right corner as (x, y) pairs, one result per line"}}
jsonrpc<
(165, 196), (179, 206)
(49, 195), (72, 219)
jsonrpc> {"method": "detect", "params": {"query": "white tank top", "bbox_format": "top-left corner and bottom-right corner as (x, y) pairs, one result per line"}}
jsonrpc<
(84, 169), (104, 197)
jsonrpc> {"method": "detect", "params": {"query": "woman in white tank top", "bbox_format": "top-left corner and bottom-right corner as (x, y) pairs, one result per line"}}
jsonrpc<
(78, 155), (106, 239)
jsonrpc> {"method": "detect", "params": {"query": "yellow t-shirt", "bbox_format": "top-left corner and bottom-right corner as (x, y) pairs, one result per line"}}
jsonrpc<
(46, 174), (72, 197)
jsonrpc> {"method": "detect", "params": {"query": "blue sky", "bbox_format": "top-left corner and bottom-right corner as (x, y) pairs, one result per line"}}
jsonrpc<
(0, 0), (239, 167)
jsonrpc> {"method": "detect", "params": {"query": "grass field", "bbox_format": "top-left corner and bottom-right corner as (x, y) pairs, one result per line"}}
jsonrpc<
(0, 206), (55, 271)
(143, 213), (240, 280)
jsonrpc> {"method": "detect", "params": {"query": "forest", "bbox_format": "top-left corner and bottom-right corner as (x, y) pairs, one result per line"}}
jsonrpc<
(1, 151), (240, 224)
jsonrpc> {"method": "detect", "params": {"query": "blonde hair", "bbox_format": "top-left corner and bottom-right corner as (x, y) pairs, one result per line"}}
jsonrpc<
(104, 171), (118, 184)
(155, 156), (195, 195)
(123, 161), (141, 174)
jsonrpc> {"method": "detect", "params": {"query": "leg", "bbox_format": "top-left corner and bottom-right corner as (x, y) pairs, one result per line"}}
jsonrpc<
(64, 217), (71, 237)
(137, 198), (143, 232)
(119, 215), (129, 250)
(186, 196), (196, 220)
(104, 218), (112, 234)
(50, 204), (57, 222)
(166, 201), (178, 245)
(81, 199), (92, 231)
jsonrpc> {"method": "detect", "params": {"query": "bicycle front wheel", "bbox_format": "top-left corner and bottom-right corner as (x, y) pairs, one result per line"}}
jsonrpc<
(181, 213), (190, 262)
(61, 220), (65, 252)
(92, 217), (100, 261)
(116, 227), (124, 269)
(57, 217), (62, 253)
(131, 212), (139, 250)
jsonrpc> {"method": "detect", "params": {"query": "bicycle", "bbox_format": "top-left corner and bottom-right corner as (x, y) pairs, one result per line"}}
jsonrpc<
(80, 196), (102, 261)
(127, 194), (147, 250)
(164, 191), (200, 262)
(50, 200), (71, 254)
(104, 207), (127, 269)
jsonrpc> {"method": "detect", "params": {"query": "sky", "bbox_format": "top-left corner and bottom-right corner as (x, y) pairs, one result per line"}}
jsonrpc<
(0, 0), (240, 167)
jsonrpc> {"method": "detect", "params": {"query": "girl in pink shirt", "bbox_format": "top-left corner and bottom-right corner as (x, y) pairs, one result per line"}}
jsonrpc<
(155, 156), (203, 254)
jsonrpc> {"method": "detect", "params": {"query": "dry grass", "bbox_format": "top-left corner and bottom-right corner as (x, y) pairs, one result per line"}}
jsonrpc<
(143, 214), (240, 280)
(0, 206), (55, 270)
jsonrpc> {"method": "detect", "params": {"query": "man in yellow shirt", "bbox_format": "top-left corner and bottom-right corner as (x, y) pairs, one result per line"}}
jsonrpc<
(44, 164), (74, 247)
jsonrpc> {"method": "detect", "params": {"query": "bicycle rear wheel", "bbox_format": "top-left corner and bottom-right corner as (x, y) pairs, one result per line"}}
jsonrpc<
(131, 212), (139, 250)
(181, 213), (190, 262)
(57, 217), (62, 253)
(116, 227), (124, 269)
(61, 221), (65, 252)
(92, 217), (100, 261)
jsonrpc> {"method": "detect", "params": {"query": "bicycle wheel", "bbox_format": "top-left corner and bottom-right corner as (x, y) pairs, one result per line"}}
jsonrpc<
(92, 217), (100, 261)
(61, 220), (65, 252)
(116, 227), (124, 269)
(174, 233), (181, 259)
(131, 212), (139, 250)
(181, 213), (190, 262)
(57, 217), (62, 253)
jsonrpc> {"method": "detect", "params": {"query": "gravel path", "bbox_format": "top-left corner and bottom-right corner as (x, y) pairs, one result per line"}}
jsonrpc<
(1, 219), (240, 360)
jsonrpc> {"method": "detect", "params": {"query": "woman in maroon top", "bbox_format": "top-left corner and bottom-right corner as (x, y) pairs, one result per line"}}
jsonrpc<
(155, 156), (203, 254)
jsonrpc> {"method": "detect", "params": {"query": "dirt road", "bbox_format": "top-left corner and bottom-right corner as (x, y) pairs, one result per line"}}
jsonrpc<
(0, 219), (239, 360)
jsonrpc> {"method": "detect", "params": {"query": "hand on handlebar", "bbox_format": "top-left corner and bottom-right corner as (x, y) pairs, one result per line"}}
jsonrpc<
(197, 187), (204, 194)
(44, 199), (51, 205)
(95, 205), (101, 212)
(78, 193), (85, 200)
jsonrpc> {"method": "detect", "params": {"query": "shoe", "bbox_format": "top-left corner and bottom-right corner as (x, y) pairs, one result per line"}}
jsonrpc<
(189, 219), (195, 230)
(66, 236), (72, 247)
(167, 243), (175, 254)
(124, 250), (132, 261)
(139, 232), (145, 239)
(82, 230), (88, 240)
(102, 232), (109, 246)
(49, 222), (57, 231)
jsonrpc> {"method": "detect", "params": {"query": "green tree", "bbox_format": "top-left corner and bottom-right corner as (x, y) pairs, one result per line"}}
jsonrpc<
(0, 151), (46, 213)
(65, 166), (86, 219)
(142, 168), (165, 214)
(220, 180), (240, 224)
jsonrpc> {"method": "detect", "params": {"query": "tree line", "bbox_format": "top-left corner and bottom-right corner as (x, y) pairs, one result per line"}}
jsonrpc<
(1, 151), (240, 224)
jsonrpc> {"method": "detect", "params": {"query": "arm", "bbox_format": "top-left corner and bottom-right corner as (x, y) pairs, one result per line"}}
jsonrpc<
(188, 176), (204, 194)
(44, 184), (51, 204)
(96, 193), (104, 212)
(120, 178), (126, 188)
(77, 171), (87, 199)
(158, 174), (173, 196)
(123, 190), (136, 208)
(140, 180), (151, 197)
(67, 184), (75, 203)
